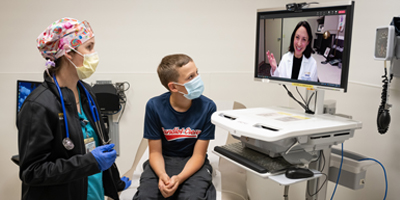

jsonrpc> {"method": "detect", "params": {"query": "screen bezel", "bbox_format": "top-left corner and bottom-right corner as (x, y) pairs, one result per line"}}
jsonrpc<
(254, 1), (355, 92)
(16, 80), (42, 116)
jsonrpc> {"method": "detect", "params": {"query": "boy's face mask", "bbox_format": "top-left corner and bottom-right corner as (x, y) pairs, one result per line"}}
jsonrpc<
(67, 48), (99, 80)
(174, 75), (204, 100)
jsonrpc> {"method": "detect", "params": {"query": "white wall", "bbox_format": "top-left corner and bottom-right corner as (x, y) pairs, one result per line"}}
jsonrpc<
(1, 0), (399, 199)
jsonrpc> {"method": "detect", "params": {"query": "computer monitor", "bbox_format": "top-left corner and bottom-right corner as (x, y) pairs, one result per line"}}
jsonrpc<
(255, 1), (354, 92)
(16, 80), (42, 115)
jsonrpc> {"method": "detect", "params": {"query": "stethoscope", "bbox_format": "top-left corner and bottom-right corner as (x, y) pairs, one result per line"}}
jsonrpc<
(53, 75), (110, 150)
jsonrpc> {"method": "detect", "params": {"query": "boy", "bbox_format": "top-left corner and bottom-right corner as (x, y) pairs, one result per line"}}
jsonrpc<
(133, 54), (216, 200)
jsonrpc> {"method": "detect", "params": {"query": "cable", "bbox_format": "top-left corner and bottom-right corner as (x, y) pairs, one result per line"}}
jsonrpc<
(311, 150), (325, 171)
(295, 86), (317, 114)
(307, 172), (328, 197)
(296, 86), (307, 105)
(122, 81), (131, 92)
(306, 91), (316, 112)
(295, 86), (317, 113)
(305, 150), (327, 197)
(309, 150), (324, 172)
(358, 158), (388, 200)
(117, 103), (126, 123)
(320, 150), (325, 172)
(305, 150), (326, 197)
(115, 82), (129, 123)
(330, 143), (343, 200)
(377, 63), (391, 134)
(283, 85), (306, 109)
(282, 85), (314, 114)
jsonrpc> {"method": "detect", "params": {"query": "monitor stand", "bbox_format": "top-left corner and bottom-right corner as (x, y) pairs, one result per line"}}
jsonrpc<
(305, 88), (325, 115)
(305, 88), (330, 199)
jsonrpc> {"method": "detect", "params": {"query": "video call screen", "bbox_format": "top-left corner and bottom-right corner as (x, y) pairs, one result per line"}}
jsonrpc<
(255, 4), (354, 91)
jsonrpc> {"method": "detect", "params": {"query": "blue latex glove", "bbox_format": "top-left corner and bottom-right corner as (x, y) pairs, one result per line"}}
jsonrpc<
(91, 143), (117, 171)
(121, 176), (132, 190)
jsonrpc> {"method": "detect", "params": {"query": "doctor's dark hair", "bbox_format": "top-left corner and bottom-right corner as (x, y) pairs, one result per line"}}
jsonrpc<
(289, 21), (314, 58)
(157, 54), (193, 90)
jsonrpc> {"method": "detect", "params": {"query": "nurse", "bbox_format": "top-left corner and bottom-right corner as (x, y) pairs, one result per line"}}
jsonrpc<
(18, 17), (130, 200)
(267, 21), (318, 82)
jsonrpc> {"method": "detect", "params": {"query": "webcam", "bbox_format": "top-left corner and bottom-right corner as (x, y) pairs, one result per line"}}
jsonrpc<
(286, 3), (305, 12)
(286, 2), (318, 12)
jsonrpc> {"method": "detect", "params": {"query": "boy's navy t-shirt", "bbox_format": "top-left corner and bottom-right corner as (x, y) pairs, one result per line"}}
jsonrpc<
(144, 92), (216, 157)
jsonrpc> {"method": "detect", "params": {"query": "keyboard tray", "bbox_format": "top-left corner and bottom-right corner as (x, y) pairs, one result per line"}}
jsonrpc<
(214, 142), (292, 174)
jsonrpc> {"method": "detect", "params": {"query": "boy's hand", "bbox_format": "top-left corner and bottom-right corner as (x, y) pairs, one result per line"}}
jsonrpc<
(160, 175), (180, 198)
(167, 175), (180, 190)
(158, 173), (171, 198)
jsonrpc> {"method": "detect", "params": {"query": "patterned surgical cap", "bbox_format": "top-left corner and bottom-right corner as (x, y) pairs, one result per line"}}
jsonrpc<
(36, 17), (94, 61)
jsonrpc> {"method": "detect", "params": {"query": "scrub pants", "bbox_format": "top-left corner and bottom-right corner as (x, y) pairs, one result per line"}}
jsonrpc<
(132, 156), (216, 200)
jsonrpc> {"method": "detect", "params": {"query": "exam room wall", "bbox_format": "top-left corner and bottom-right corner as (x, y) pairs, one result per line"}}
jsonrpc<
(0, 0), (399, 199)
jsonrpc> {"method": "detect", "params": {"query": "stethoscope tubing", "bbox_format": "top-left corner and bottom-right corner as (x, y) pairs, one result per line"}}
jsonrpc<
(53, 75), (70, 139)
(78, 81), (109, 145)
(53, 75), (110, 149)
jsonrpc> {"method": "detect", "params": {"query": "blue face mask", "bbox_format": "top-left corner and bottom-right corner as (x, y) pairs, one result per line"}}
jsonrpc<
(175, 75), (204, 100)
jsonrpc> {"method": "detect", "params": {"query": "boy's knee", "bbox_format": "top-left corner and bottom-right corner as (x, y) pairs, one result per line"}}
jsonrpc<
(133, 188), (161, 200)
(176, 188), (215, 200)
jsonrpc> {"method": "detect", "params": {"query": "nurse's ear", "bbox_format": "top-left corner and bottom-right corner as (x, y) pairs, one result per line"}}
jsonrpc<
(64, 52), (73, 60)
(63, 45), (76, 60)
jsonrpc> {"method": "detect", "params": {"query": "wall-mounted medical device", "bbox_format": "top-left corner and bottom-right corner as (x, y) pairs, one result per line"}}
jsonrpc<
(374, 17), (400, 134)
(374, 17), (400, 64)
(92, 80), (130, 155)
(374, 26), (396, 61)
(93, 81), (120, 112)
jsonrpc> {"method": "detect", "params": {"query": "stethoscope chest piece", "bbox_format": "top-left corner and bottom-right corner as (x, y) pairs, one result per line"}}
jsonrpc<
(63, 137), (75, 150)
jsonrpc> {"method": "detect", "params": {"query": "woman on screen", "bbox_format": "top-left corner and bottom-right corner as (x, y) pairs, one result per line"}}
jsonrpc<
(267, 21), (318, 82)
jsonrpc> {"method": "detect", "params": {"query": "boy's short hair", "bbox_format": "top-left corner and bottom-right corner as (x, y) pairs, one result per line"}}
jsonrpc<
(157, 54), (193, 90)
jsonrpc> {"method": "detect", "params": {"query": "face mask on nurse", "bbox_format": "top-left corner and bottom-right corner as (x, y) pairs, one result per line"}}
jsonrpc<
(67, 48), (99, 80)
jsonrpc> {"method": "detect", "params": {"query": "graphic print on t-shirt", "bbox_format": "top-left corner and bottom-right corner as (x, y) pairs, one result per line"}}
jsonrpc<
(162, 127), (202, 141)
